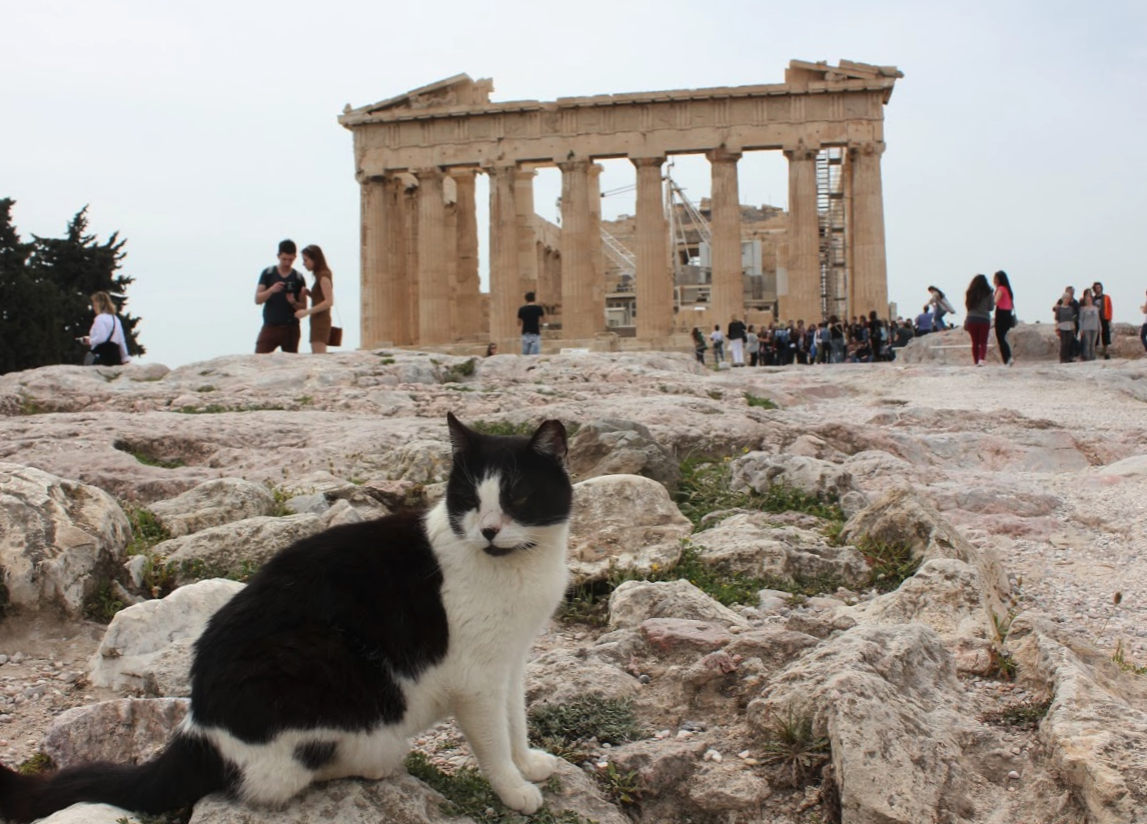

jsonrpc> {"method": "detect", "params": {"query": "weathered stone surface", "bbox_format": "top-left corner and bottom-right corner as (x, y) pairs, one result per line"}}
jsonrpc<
(605, 739), (708, 822)
(157, 514), (325, 582)
(526, 649), (642, 706)
(840, 485), (1010, 608)
(690, 511), (870, 588)
(844, 558), (998, 674)
(730, 451), (865, 512)
(43, 697), (188, 767)
(750, 624), (976, 824)
(90, 578), (244, 693)
(0, 462), (129, 616)
(534, 759), (631, 824)
(1008, 612), (1147, 824)
(609, 579), (746, 630)
(36, 804), (141, 824)
(640, 618), (733, 653)
(686, 761), (772, 812)
(567, 418), (681, 489)
(188, 774), (469, 824)
(724, 627), (821, 673)
(148, 478), (277, 538)
(568, 475), (691, 585)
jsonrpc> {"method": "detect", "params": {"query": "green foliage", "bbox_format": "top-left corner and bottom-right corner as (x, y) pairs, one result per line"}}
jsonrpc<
(758, 708), (831, 789)
(745, 393), (778, 409)
(598, 762), (643, 806)
(124, 505), (171, 556)
(266, 483), (294, 516)
(177, 557), (261, 585)
(470, 420), (538, 437)
(129, 451), (186, 469)
(17, 752), (53, 775)
(855, 538), (920, 593)
(175, 403), (287, 414)
(83, 578), (125, 623)
(559, 582), (612, 627)
(439, 358), (477, 382)
(674, 457), (845, 531)
(982, 699), (1051, 730)
(403, 752), (592, 824)
(1112, 639), (1147, 676)
(529, 696), (644, 761)
(0, 199), (144, 374)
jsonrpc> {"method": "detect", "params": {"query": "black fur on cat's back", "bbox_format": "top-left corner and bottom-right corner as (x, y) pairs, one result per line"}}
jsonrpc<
(190, 510), (449, 742)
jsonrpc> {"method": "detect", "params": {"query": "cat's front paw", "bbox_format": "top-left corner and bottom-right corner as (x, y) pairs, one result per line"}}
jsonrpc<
(494, 780), (544, 814)
(517, 748), (558, 783)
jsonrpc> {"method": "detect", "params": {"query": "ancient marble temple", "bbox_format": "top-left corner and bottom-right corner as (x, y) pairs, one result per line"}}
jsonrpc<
(340, 60), (902, 350)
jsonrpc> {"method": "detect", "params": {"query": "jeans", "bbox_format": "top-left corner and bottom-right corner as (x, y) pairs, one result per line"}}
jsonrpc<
(966, 320), (990, 363)
(995, 311), (1013, 364)
(521, 333), (541, 355)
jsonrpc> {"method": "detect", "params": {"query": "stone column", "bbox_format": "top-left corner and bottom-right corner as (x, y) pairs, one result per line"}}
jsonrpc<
(449, 168), (481, 340)
(384, 175), (412, 346)
(400, 179), (419, 345)
(588, 163), (605, 333)
(707, 148), (743, 327)
(849, 141), (889, 319)
(359, 174), (390, 349)
(415, 167), (450, 345)
(515, 168), (540, 299)
(488, 163), (519, 342)
(631, 156), (672, 338)
(560, 160), (596, 340)
(783, 144), (821, 323)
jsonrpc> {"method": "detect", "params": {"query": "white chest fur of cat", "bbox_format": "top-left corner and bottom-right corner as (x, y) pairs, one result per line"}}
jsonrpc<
(0, 414), (574, 822)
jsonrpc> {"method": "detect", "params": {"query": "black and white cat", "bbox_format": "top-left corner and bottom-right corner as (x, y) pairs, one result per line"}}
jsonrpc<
(0, 413), (573, 822)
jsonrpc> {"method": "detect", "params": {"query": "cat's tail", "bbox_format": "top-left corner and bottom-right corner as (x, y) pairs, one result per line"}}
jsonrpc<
(0, 732), (229, 823)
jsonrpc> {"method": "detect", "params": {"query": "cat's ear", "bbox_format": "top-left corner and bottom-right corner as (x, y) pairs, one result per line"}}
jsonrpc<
(446, 412), (473, 456)
(529, 419), (568, 464)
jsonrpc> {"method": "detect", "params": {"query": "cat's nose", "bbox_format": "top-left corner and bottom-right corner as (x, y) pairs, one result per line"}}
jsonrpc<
(481, 527), (499, 542)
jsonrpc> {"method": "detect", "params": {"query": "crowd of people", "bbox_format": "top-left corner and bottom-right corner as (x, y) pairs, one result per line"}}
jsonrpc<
(1052, 281), (1119, 363)
(253, 239), (337, 354)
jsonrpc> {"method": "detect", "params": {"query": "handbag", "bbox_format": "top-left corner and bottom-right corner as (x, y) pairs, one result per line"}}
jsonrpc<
(88, 320), (123, 366)
(328, 304), (343, 347)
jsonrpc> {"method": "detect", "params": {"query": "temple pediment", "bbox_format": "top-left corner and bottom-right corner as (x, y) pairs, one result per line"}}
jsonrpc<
(343, 74), (494, 118)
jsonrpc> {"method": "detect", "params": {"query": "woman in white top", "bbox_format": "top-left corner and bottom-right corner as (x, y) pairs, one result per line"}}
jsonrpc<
(1139, 288), (1147, 354)
(82, 291), (131, 365)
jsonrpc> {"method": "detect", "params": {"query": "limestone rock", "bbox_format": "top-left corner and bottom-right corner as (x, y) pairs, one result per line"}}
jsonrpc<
(157, 514), (325, 582)
(844, 558), (999, 674)
(640, 618), (733, 654)
(605, 738), (708, 821)
(750, 623), (978, 824)
(568, 475), (692, 585)
(731, 452), (865, 511)
(147, 478), (278, 537)
(686, 761), (772, 812)
(840, 485), (1010, 607)
(609, 579), (746, 630)
(567, 418), (681, 490)
(0, 462), (129, 616)
(535, 758), (631, 824)
(1008, 612), (1147, 824)
(35, 804), (141, 824)
(526, 649), (642, 706)
(188, 773), (467, 824)
(43, 697), (188, 768)
(690, 511), (870, 588)
(90, 578), (244, 694)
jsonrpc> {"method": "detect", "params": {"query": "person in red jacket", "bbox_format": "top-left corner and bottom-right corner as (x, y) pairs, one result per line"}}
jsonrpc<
(1092, 281), (1113, 359)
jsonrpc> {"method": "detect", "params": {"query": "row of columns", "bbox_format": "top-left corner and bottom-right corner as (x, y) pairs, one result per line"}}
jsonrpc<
(359, 143), (887, 348)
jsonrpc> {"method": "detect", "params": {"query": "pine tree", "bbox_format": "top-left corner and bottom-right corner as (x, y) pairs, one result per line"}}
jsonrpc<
(0, 201), (145, 374)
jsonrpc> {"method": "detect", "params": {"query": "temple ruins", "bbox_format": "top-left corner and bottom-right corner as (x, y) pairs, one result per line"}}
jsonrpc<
(340, 59), (902, 351)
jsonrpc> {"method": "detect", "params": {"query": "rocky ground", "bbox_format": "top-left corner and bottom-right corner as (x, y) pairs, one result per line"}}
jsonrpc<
(1, 324), (1146, 823)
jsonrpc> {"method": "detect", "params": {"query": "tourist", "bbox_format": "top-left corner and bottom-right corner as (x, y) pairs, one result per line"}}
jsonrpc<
(255, 239), (305, 354)
(1078, 290), (1100, 362)
(746, 325), (759, 367)
(992, 270), (1015, 366)
(816, 321), (831, 364)
(485, 342), (499, 357)
(964, 274), (994, 366)
(829, 315), (846, 363)
(727, 317), (747, 366)
(915, 305), (935, 335)
(517, 291), (545, 355)
(1054, 288), (1079, 363)
(1140, 289), (1147, 354)
(928, 286), (955, 330)
(294, 244), (335, 354)
(82, 291), (131, 365)
(709, 324), (725, 364)
(1092, 281), (1113, 359)
(691, 327), (707, 364)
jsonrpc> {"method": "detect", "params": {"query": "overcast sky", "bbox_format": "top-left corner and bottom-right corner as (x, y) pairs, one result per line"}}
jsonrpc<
(5, 0), (1145, 367)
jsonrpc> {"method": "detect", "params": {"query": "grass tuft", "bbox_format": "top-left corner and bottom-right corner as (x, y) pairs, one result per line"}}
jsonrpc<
(982, 699), (1051, 730)
(18, 753), (53, 775)
(470, 420), (537, 437)
(757, 708), (831, 789)
(529, 696), (645, 758)
(745, 393), (778, 409)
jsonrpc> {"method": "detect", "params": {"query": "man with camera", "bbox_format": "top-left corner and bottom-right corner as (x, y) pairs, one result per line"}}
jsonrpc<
(254, 239), (305, 354)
